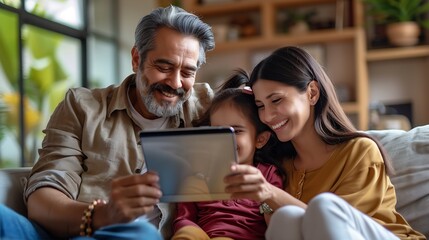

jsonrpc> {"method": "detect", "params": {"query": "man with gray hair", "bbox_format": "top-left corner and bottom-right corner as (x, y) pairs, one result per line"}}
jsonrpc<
(0, 5), (215, 240)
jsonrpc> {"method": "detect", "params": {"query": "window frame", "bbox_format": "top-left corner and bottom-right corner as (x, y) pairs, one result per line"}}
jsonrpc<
(0, 0), (88, 167)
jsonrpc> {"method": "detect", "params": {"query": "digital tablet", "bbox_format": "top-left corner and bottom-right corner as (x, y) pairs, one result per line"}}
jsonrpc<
(139, 126), (238, 202)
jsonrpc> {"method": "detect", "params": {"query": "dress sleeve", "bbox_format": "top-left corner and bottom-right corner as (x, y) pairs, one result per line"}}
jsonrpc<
(258, 163), (284, 189)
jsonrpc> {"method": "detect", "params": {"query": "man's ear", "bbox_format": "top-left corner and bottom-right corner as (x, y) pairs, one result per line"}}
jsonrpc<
(131, 46), (140, 73)
(256, 131), (271, 149)
(307, 80), (320, 106)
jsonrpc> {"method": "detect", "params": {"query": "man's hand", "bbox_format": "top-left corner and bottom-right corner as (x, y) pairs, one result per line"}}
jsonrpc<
(27, 171), (162, 238)
(95, 171), (162, 228)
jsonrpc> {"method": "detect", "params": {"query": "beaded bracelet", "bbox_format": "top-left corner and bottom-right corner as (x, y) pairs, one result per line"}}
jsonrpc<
(80, 199), (106, 236)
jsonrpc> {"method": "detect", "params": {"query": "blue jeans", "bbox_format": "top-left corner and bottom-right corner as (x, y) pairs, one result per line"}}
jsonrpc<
(0, 204), (162, 240)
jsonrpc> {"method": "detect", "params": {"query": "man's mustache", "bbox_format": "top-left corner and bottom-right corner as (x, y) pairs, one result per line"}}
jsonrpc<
(150, 83), (186, 98)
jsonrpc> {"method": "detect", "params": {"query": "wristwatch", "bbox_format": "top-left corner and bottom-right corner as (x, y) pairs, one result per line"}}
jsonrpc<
(259, 202), (274, 214)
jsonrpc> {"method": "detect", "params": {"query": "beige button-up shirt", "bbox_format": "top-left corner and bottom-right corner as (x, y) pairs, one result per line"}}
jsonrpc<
(24, 74), (213, 237)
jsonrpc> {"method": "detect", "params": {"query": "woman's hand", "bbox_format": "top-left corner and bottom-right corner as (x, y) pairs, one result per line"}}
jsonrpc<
(95, 171), (162, 228)
(224, 164), (275, 202)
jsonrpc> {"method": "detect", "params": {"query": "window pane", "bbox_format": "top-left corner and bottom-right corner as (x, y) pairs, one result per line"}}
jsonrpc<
(88, 36), (117, 88)
(89, 0), (115, 37)
(22, 25), (81, 164)
(0, 8), (20, 168)
(25, 0), (84, 29)
(0, 0), (20, 8)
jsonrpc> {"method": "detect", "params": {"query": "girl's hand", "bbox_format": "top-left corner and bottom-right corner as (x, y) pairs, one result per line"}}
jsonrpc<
(224, 164), (275, 202)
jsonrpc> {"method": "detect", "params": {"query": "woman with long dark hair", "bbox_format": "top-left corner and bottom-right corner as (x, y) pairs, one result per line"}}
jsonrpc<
(224, 46), (424, 240)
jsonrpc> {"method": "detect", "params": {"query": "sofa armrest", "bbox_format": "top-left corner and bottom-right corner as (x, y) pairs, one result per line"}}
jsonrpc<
(0, 167), (31, 217)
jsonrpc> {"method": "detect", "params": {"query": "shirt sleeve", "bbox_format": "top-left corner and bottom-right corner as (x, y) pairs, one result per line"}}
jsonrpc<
(24, 89), (86, 202)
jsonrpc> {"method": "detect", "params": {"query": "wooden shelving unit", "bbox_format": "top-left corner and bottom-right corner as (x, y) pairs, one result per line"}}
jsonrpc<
(208, 28), (359, 53)
(182, 0), (369, 130)
(357, 1), (429, 127)
(366, 45), (429, 62)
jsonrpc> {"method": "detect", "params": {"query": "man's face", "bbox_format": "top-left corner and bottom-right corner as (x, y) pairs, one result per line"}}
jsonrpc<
(132, 27), (200, 119)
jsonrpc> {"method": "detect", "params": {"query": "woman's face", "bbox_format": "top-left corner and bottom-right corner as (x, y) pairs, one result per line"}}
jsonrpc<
(210, 103), (257, 165)
(252, 79), (311, 142)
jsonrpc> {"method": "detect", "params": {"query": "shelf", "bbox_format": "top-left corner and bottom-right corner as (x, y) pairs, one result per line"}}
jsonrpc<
(271, 0), (338, 7)
(210, 28), (359, 53)
(188, 1), (261, 16)
(191, 0), (338, 13)
(366, 45), (429, 62)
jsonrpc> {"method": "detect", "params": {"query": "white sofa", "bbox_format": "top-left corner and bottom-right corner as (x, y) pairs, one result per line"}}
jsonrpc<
(1, 125), (428, 238)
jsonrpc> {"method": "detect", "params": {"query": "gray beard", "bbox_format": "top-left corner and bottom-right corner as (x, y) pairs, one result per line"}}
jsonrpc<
(136, 73), (189, 117)
(142, 94), (184, 117)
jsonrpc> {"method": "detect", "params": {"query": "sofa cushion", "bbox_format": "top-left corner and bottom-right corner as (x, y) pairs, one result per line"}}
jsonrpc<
(0, 167), (31, 217)
(366, 125), (429, 238)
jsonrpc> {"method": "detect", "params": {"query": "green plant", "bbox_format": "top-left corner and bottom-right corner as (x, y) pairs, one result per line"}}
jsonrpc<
(0, 3), (70, 164)
(363, 0), (429, 28)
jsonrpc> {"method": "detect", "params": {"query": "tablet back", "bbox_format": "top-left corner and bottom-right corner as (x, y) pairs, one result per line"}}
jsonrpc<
(139, 126), (237, 202)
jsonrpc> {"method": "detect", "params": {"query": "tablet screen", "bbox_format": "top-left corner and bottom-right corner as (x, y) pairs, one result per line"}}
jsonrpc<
(139, 126), (238, 202)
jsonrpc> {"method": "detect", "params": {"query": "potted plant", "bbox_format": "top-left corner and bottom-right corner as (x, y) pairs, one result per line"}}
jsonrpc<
(363, 0), (429, 46)
(281, 9), (316, 35)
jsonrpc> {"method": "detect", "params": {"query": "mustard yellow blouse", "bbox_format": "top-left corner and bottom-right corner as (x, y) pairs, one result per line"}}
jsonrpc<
(284, 137), (425, 240)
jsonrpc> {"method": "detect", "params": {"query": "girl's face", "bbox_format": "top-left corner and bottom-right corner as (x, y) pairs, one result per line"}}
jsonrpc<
(252, 79), (312, 142)
(210, 103), (257, 165)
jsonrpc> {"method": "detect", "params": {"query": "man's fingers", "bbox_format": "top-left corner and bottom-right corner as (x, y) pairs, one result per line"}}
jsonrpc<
(113, 172), (160, 187)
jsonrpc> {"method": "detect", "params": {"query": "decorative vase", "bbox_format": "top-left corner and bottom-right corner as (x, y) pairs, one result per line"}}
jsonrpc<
(386, 21), (420, 47)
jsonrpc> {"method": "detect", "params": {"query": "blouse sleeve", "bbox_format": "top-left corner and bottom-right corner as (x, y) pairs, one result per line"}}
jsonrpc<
(332, 138), (396, 217)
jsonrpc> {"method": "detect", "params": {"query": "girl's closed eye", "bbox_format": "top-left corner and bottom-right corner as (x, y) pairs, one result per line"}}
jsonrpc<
(234, 129), (244, 134)
(231, 126), (245, 135)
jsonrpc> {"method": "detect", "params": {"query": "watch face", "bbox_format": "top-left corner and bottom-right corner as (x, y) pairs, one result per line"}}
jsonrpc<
(259, 202), (273, 214)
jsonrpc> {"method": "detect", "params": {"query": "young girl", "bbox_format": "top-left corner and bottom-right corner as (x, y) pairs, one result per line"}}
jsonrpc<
(171, 70), (285, 240)
(223, 46), (425, 240)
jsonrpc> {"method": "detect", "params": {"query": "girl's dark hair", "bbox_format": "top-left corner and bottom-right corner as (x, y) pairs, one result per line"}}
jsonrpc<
(249, 46), (394, 175)
(194, 69), (287, 183)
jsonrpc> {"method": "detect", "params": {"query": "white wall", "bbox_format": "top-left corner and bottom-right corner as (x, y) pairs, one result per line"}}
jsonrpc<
(368, 58), (429, 126)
